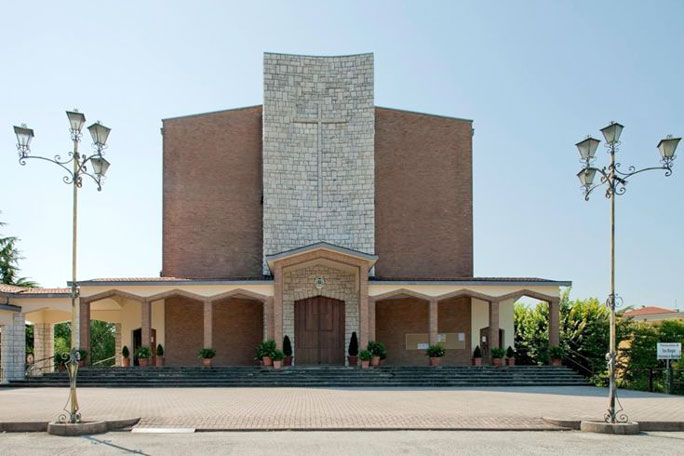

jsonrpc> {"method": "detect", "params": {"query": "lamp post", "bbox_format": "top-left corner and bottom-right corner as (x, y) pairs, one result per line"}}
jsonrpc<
(575, 122), (679, 424)
(13, 110), (111, 423)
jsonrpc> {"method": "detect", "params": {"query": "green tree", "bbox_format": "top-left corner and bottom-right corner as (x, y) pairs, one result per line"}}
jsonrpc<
(0, 216), (37, 287)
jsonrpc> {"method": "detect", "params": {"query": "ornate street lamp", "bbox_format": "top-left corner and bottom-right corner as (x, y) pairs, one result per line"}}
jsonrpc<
(575, 122), (678, 424)
(13, 110), (111, 424)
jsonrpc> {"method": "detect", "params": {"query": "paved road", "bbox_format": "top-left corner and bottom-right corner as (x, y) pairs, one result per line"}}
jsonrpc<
(1, 386), (683, 430)
(1, 430), (684, 455)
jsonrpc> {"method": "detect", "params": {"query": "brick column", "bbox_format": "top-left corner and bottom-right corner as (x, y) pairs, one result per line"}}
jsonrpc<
(273, 264), (284, 349)
(265, 297), (274, 341)
(429, 298), (439, 345)
(33, 323), (54, 373)
(549, 299), (560, 348)
(368, 299), (376, 342)
(79, 299), (91, 355)
(203, 301), (213, 348)
(141, 300), (152, 349)
(114, 323), (122, 367)
(1, 312), (26, 382)
(359, 263), (370, 349)
(488, 301), (500, 357)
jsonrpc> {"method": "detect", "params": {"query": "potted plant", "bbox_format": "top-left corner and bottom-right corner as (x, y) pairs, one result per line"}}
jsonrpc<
(491, 347), (505, 367)
(549, 346), (564, 366)
(272, 349), (285, 370)
(135, 346), (151, 367)
(506, 346), (516, 366)
(426, 344), (446, 366)
(367, 341), (386, 367)
(156, 344), (165, 366)
(121, 346), (130, 367)
(198, 348), (216, 367)
(348, 331), (359, 367)
(359, 350), (372, 369)
(472, 345), (482, 366)
(77, 349), (88, 368)
(255, 340), (276, 367)
(283, 336), (293, 367)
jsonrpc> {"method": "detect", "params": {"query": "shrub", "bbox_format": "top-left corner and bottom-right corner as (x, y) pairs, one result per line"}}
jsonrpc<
(122, 345), (130, 358)
(272, 349), (285, 362)
(156, 344), (164, 356)
(506, 346), (516, 358)
(367, 341), (387, 358)
(491, 347), (506, 359)
(426, 345), (446, 358)
(255, 340), (277, 360)
(548, 345), (564, 359)
(135, 346), (151, 359)
(473, 345), (482, 358)
(77, 349), (88, 361)
(359, 350), (372, 361)
(283, 336), (293, 357)
(198, 348), (216, 359)
(348, 332), (359, 356)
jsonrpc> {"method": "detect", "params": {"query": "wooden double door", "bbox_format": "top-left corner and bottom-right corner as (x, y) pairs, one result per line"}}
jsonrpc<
(295, 296), (345, 365)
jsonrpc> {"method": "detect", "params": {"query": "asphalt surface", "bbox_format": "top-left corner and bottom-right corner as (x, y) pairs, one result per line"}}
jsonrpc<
(1, 430), (683, 455)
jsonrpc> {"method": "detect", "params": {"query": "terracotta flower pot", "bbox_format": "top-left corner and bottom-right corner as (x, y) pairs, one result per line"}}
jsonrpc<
(429, 357), (442, 367)
(371, 356), (380, 367)
(273, 360), (282, 370)
(139, 358), (148, 367)
(122, 358), (130, 367)
(551, 358), (562, 367)
(284, 356), (292, 367)
(506, 358), (516, 366)
(348, 355), (358, 367)
(492, 358), (503, 367)
(472, 357), (482, 366)
(262, 356), (273, 367)
(361, 360), (370, 369)
(202, 358), (213, 368)
(156, 357), (165, 367)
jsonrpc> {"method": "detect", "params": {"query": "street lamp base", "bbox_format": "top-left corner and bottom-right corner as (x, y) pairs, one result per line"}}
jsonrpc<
(580, 420), (640, 435)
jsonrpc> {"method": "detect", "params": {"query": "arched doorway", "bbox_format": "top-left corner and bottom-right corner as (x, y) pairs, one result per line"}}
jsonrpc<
(295, 296), (345, 365)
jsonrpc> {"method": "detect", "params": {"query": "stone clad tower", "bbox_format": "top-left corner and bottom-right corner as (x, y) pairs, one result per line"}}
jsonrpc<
(262, 53), (375, 274)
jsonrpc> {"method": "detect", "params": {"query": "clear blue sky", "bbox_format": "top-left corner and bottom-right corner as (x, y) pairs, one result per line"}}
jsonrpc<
(1, 1), (682, 309)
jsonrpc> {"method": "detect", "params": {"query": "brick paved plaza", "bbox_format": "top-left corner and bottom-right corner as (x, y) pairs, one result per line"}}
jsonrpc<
(1, 386), (683, 430)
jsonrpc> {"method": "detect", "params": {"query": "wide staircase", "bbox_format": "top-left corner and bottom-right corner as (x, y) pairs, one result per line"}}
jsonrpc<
(9, 365), (590, 388)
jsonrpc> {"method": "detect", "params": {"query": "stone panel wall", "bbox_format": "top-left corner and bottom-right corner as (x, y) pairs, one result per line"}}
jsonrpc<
(164, 298), (203, 366)
(162, 106), (263, 279)
(212, 298), (263, 366)
(375, 298), (429, 366)
(1, 313), (26, 382)
(375, 107), (474, 278)
(283, 264), (358, 365)
(33, 323), (54, 373)
(263, 53), (375, 273)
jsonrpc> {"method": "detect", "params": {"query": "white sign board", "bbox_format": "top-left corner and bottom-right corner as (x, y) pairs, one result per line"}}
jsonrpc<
(417, 343), (429, 350)
(657, 343), (681, 360)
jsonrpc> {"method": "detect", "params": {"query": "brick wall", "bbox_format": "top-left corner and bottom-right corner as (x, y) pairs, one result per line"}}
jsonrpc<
(162, 106), (263, 279)
(212, 298), (263, 366)
(438, 297), (471, 365)
(164, 297), (203, 366)
(374, 107), (473, 279)
(375, 298), (429, 366)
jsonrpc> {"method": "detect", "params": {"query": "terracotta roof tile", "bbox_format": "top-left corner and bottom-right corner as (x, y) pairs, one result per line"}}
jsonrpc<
(624, 306), (678, 317)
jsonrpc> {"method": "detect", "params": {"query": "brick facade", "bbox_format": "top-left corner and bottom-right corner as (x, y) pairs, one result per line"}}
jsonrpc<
(212, 298), (263, 366)
(374, 107), (473, 278)
(438, 297), (472, 365)
(375, 298), (429, 366)
(164, 297), (204, 366)
(162, 106), (263, 279)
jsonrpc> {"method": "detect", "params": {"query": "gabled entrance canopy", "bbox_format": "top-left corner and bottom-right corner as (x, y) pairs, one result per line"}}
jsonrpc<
(265, 241), (378, 273)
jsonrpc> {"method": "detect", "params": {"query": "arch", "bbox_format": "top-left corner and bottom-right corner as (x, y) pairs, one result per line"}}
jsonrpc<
(434, 288), (496, 303)
(80, 289), (145, 304)
(370, 288), (433, 303)
(144, 288), (208, 303)
(208, 288), (269, 303)
(493, 289), (559, 304)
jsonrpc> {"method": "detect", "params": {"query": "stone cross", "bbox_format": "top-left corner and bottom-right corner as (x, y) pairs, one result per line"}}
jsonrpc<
(293, 103), (347, 208)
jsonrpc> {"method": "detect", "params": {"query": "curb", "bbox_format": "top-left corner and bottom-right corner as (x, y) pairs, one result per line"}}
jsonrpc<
(0, 417), (140, 434)
(543, 417), (684, 433)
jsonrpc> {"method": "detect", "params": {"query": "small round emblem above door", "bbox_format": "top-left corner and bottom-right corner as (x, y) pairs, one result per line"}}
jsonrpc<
(314, 276), (326, 290)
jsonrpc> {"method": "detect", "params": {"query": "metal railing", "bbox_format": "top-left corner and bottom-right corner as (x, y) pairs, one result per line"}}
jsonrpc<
(91, 355), (117, 368)
(25, 355), (58, 378)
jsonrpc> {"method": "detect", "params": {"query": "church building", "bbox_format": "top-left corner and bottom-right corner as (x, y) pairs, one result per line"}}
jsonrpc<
(1, 53), (569, 378)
